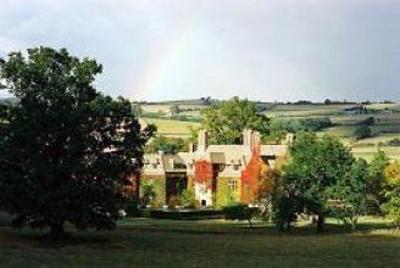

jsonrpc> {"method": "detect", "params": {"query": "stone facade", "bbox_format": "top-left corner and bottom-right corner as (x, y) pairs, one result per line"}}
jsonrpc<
(136, 129), (290, 208)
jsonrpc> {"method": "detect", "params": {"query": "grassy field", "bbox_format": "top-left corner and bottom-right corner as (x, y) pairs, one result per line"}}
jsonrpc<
(1, 214), (400, 267)
(141, 118), (201, 138)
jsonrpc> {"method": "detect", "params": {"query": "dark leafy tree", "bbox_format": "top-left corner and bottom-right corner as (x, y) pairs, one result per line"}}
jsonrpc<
(353, 125), (372, 140)
(0, 47), (154, 239)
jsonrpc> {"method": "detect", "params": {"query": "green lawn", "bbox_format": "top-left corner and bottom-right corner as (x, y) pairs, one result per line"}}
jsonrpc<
(1, 215), (400, 267)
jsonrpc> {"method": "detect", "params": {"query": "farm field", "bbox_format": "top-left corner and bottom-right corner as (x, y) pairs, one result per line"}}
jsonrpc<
(139, 101), (400, 161)
(141, 117), (200, 138)
(1, 214), (399, 267)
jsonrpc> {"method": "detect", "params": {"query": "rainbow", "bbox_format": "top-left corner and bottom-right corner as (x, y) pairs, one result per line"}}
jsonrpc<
(131, 15), (198, 100)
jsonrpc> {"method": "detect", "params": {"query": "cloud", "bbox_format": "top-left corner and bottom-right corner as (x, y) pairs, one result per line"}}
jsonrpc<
(1, 0), (400, 101)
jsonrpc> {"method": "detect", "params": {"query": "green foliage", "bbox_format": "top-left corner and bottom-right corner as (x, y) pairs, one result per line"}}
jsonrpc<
(353, 125), (372, 140)
(201, 97), (269, 144)
(145, 136), (187, 154)
(382, 161), (400, 227)
(223, 204), (259, 227)
(141, 180), (157, 207)
(269, 117), (333, 133)
(382, 196), (400, 228)
(359, 116), (375, 126)
(330, 158), (369, 230)
(0, 47), (153, 238)
(180, 189), (199, 208)
(266, 117), (332, 144)
(272, 194), (299, 231)
(281, 132), (354, 231)
(131, 104), (144, 116)
(169, 105), (181, 116)
(367, 150), (389, 211)
(123, 199), (142, 218)
(387, 138), (400, 146)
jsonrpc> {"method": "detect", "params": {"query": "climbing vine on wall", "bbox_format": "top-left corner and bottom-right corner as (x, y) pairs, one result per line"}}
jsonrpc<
(194, 160), (214, 190)
(241, 154), (266, 203)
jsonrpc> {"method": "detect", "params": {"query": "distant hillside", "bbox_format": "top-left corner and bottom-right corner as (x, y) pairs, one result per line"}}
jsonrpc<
(134, 97), (216, 106)
(133, 97), (392, 107)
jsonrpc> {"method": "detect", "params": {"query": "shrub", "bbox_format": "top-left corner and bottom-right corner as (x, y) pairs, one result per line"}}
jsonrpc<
(223, 204), (259, 227)
(353, 125), (372, 140)
(123, 199), (142, 218)
(141, 182), (157, 207)
(168, 196), (181, 209)
(387, 138), (400, 146)
(147, 210), (225, 220)
(269, 117), (333, 134)
(359, 116), (375, 126)
(382, 161), (400, 228)
(180, 189), (199, 208)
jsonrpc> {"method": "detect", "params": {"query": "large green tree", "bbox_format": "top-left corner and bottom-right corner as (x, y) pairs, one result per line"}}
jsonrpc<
(0, 47), (153, 238)
(282, 132), (354, 231)
(330, 158), (369, 230)
(201, 97), (269, 144)
(367, 150), (389, 211)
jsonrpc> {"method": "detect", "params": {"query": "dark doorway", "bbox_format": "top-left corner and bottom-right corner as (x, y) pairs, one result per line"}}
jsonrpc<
(166, 173), (187, 205)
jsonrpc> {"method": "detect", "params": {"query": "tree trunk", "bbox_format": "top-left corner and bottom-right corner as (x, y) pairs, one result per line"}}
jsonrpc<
(248, 219), (253, 228)
(50, 223), (66, 240)
(279, 223), (284, 232)
(316, 214), (324, 232)
(286, 216), (291, 232)
(351, 217), (358, 232)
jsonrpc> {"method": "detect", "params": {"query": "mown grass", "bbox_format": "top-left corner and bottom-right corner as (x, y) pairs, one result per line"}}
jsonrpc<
(1, 215), (400, 267)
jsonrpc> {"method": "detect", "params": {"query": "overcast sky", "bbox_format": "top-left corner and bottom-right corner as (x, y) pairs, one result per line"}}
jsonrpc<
(1, 0), (400, 101)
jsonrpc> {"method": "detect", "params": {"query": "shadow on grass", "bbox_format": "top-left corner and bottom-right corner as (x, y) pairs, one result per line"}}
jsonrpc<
(1, 216), (399, 250)
(119, 217), (400, 237)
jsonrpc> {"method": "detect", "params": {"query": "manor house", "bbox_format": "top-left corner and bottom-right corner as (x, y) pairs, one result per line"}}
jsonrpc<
(138, 129), (290, 208)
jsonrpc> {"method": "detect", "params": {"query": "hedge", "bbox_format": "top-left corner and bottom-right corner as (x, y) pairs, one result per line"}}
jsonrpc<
(145, 209), (225, 220)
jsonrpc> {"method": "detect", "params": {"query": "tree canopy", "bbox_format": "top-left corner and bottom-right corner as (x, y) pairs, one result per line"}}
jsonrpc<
(281, 132), (354, 231)
(382, 161), (400, 227)
(367, 150), (389, 210)
(200, 97), (269, 144)
(0, 47), (153, 238)
(145, 136), (187, 154)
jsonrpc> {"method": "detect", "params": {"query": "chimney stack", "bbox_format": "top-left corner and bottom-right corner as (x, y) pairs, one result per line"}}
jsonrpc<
(243, 128), (252, 146)
(197, 129), (208, 152)
(243, 128), (261, 153)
